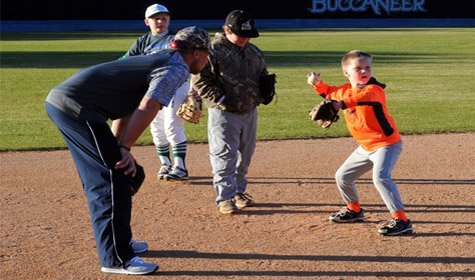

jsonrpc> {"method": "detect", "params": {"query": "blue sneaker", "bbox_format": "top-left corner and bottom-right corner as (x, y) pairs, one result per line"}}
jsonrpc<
(130, 240), (148, 253)
(101, 256), (158, 275)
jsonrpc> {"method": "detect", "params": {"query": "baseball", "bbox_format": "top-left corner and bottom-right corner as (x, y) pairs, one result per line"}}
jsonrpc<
(307, 71), (320, 86)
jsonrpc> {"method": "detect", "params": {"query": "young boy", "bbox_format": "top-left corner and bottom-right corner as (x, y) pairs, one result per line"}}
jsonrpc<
(121, 3), (190, 181)
(191, 10), (267, 214)
(307, 50), (413, 236)
(121, 4), (174, 57)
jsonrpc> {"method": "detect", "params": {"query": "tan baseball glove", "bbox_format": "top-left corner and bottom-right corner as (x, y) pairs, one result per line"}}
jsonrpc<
(309, 99), (340, 129)
(176, 91), (203, 124)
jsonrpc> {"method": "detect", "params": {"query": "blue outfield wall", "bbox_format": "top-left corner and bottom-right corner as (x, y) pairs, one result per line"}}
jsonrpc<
(1, 18), (475, 33)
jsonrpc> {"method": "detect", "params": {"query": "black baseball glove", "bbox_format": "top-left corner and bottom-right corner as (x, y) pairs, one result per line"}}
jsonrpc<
(309, 99), (340, 129)
(130, 161), (145, 195)
(259, 73), (277, 105)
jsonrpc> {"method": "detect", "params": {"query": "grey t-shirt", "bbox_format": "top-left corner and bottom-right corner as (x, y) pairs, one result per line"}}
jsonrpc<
(46, 50), (189, 121)
(122, 30), (175, 58)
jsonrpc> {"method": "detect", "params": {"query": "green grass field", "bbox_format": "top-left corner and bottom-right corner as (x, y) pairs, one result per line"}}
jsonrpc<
(1, 28), (474, 151)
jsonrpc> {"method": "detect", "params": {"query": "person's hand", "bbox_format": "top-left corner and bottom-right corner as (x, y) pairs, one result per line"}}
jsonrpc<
(115, 146), (137, 176)
(307, 71), (321, 87)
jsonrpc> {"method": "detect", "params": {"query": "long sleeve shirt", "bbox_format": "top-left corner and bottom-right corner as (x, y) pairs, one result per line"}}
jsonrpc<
(192, 32), (268, 114)
(313, 80), (401, 151)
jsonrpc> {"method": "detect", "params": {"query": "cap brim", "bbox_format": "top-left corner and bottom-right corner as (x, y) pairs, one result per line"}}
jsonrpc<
(234, 29), (259, 38)
(146, 11), (171, 18)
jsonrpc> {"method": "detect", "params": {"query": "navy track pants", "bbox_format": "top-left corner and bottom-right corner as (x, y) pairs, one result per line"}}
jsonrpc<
(46, 102), (135, 267)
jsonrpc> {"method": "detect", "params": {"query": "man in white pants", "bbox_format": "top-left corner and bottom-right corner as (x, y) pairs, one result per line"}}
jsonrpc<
(121, 3), (190, 180)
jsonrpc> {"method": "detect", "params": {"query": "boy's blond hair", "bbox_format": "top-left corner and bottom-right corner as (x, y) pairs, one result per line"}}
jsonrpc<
(341, 50), (373, 69)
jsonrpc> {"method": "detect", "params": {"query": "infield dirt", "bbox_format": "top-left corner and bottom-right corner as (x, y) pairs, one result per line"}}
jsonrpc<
(1, 133), (474, 279)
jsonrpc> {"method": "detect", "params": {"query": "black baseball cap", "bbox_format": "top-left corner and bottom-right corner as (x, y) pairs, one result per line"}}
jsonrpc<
(225, 10), (259, 38)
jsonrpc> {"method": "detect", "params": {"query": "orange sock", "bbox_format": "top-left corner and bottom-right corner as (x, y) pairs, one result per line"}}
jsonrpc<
(347, 201), (361, 213)
(391, 210), (408, 222)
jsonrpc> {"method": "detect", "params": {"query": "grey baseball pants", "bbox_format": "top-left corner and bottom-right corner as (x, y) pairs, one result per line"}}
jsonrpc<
(335, 140), (405, 213)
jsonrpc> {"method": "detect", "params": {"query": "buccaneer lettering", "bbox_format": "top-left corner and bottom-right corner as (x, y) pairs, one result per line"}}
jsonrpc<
(308, 0), (426, 16)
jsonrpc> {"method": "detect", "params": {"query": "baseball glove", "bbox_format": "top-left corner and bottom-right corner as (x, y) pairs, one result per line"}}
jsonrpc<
(309, 99), (340, 129)
(176, 91), (203, 124)
(260, 73), (277, 105)
(130, 161), (145, 196)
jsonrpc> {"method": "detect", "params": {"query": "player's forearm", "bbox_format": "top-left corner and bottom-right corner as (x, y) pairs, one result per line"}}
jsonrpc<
(111, 115), (131, 139)
(118, 96), (162, 149)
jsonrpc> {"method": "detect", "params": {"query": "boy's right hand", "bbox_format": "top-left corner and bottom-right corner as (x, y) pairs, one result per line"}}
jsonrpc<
(307, 71), (321, 87)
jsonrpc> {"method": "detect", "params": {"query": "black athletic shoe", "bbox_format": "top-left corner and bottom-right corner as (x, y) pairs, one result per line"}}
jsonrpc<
(164, 166), (189, 181)
(378, 219), (413, 236)
(329, 207), (366, 223)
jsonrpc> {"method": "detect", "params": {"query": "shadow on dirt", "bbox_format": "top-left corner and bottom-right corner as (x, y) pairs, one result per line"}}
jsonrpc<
(142, 250), (475, 277)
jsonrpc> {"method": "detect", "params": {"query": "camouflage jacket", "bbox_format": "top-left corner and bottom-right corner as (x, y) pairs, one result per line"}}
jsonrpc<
(191, 32), (268, 114)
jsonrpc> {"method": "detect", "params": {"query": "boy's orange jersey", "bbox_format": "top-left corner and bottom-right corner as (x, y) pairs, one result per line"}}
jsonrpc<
(313, 82), (400, 151)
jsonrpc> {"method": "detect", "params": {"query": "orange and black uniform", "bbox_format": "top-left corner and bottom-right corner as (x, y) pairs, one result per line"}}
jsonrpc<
(312, 78), (400, 151)
(312, 77), (408, 222)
